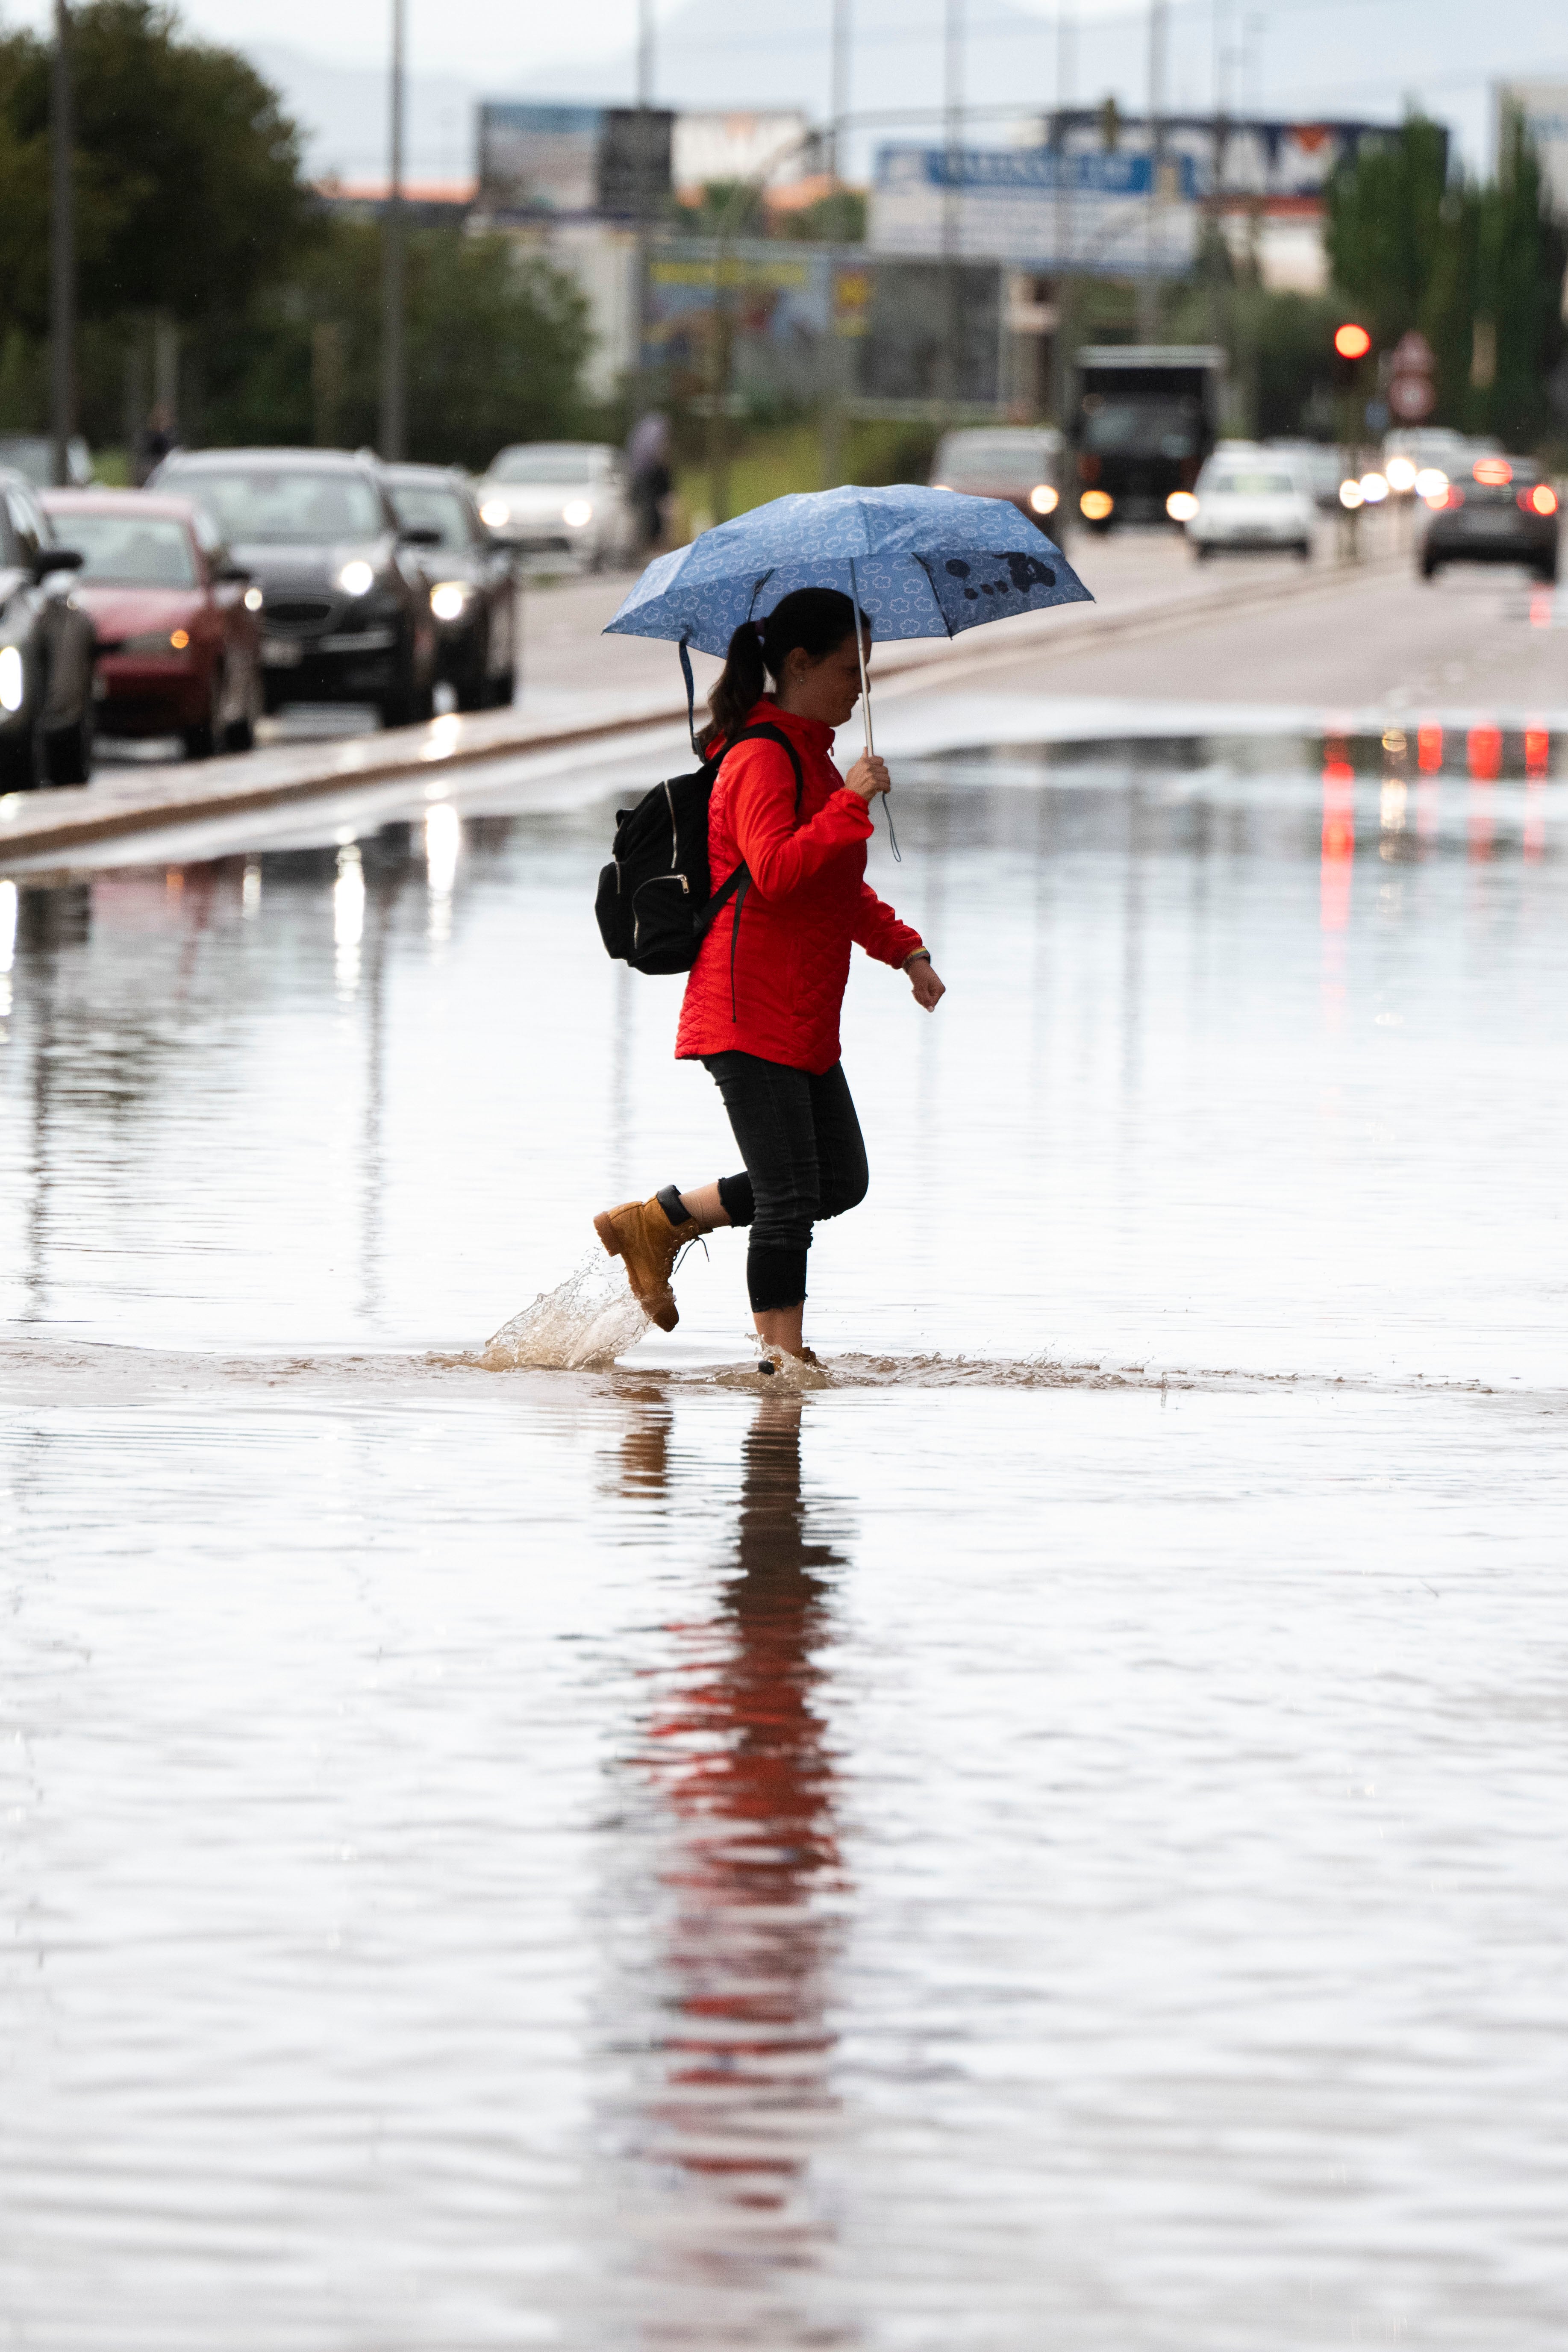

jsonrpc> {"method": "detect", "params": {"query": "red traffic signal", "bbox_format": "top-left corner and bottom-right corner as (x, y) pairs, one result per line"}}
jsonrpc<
(1333, 322), (1372, 361)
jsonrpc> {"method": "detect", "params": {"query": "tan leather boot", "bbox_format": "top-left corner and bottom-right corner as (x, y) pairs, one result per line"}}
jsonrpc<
(593, 1195), (698, 1332)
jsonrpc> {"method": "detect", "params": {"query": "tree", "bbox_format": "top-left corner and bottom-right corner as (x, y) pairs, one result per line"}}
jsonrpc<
(200, 217), (593, 470)
(0, 0), (314, 335)
(1326, 109), (1567, 448)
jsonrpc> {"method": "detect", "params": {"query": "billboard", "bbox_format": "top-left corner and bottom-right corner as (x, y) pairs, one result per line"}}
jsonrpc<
(673, 111), (812, 196)
(871, 118), (1398, 273)
(477, 102), (675, 217)
(477, 103), (601, 214)
(871, 146), (1200, 274)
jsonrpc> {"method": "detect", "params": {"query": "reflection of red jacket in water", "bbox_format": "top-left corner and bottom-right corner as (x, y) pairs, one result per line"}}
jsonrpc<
(674, 697), (922, 1075)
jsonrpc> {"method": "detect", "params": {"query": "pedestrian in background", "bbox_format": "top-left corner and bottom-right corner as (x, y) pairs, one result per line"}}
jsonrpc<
(627, 411), (672, 553)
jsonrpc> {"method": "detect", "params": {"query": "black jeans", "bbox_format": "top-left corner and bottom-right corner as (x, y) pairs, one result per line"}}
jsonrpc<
(702, 1053), (869, 1311)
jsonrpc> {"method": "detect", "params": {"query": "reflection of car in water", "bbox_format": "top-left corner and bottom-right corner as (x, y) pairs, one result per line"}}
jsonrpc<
(41, 488), (263, 758)
(0, 467), (97, 789)
(379, 464), (517, 709)
(1071, 344), (1225, 531)
(930, 426), (1066, 523)
(474, 443), (637, 571)
(1185, 452), (1315, 561)
(1419, 452), (1559, 583)
(150, 448), (439, 729)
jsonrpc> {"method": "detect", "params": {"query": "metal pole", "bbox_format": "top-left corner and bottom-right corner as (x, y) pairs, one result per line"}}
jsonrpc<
(941, 0), (965, 409)
(1139, 0), (1168, 341)
(379, 0), (406, 459)
(830, 0), (851, 182)
(50, 0), (75, 489)
(632, 0), (653, 406)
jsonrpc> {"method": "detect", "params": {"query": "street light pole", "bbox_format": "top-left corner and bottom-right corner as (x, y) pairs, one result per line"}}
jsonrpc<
(379, 0), (406, 459)
(941, 0), (965, 410)
(1139, 0), (1168, 341)
(829, 0), (851, 183)
(632, 0), (653, 409)
(50, 0), (75, 488)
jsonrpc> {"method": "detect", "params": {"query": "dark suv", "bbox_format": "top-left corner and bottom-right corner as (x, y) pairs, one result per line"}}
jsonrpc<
(0, 466), (97, 789)
(1420, 453), (1559, 583)
(147, 448), (438, 725)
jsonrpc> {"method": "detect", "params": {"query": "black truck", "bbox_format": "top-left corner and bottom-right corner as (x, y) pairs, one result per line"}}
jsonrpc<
(1071, 345), (1227, 530)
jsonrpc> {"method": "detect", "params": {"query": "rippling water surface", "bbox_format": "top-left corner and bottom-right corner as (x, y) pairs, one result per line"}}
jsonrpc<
(3, 729), (1566, 2348)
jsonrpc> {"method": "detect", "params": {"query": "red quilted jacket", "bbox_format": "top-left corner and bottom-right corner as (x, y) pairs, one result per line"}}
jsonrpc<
(674, 697), (924, 1075)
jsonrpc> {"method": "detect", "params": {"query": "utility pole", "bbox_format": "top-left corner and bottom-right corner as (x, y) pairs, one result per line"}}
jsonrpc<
(1051, 0), (1076, 535)
(632, 0), (653, 412)
(1138, 0), (1168, 341)
(379, 0), (406, 459)
(829, 0), (851, 183)
(50, 0), (75, 488)
(941, 0), (965, 410)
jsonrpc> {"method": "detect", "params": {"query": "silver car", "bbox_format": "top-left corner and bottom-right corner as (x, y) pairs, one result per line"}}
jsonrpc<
(475, 443), (637, 571)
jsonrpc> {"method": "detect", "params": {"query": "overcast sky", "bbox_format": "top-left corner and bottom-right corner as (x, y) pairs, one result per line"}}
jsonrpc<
(3, 0), (1561, 179)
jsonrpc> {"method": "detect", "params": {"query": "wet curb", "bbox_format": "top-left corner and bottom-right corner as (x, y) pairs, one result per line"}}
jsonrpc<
(0, 546), (1403, 869)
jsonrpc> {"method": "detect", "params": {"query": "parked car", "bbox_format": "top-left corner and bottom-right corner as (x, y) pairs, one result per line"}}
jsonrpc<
(0, 467), (96, 790)
(475, 443), (637, 569)
(0, 433), (94, 489)
(1418, 452), (1559, 582)
(40, 488), (264, 758)
(147, 447), (438, 727)
(379, 463), (516, 708)
(929, 426), (1067, 522)
(1185, 451), (1315, 561)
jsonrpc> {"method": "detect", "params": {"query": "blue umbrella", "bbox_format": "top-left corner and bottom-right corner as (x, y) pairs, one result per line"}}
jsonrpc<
(604, 482), (1093, 757)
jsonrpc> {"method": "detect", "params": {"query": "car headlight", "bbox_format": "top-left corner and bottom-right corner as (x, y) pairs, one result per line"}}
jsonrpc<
(562, 499), (594, 529)
(480, 499), (510, 527)
(244, 585), (263, 612)
(1385, 456), (1417, 493)
(1166, 490), (1200, 522)
(1359, 473), (1389, 504)
(1339, 479), (1365, 510)
(1080, 490), (1114, 520)
(0, 645), (22, 713)
(338, 559), (376, 597)
(120, 629), (191, 655)
(1028, 482), (1058, 514)
(430, 580), (471, 622)
(1414, 468), (1448, 501)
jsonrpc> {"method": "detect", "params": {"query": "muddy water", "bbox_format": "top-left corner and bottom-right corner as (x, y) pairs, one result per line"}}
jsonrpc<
(3, 731), (1566, 2348)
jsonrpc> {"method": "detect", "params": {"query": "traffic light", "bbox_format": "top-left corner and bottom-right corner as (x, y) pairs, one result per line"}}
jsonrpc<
(1333, 321), (1372, 387)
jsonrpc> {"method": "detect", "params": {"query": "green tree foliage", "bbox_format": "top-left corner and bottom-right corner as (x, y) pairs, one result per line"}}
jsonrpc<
(1327, 111), (1567, 448)
(0, 3), (593, 462)
(0, 0), (312, 333)
(204, 217), (591, 470)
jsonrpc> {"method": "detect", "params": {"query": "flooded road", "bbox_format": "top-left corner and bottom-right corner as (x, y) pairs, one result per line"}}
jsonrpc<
(3, 721), (1566, 2347)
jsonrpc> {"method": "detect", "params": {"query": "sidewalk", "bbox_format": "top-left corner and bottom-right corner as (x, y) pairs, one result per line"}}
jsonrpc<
(0, 521), (1398, 869)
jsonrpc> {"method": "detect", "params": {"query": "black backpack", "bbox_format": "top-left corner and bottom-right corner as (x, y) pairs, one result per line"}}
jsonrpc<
(594, 721), (804, 977)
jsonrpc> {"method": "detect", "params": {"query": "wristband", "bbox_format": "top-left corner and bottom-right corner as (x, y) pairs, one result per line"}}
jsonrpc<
(903, 949), (931, 967)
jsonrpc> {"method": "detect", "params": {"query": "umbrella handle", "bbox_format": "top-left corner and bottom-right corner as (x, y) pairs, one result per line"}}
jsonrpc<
(849, 555), (874, 758)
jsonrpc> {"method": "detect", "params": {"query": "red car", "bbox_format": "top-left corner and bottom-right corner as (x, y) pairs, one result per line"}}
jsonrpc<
(38, 489), (263, 758)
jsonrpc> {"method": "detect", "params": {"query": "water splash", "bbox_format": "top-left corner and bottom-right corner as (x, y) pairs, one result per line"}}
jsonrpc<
(480, 1249), (649, 1371)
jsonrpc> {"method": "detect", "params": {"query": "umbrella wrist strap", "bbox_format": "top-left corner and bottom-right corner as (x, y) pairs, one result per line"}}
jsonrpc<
(680, 637), (701, 757)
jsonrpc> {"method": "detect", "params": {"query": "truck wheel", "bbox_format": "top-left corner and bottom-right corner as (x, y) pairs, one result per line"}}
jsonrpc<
(1420, 556), (1440, 580)
(1536, 556), (1559, 585)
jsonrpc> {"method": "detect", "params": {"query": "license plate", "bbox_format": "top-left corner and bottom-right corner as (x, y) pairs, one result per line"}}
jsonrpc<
(262, 637), (303, 667)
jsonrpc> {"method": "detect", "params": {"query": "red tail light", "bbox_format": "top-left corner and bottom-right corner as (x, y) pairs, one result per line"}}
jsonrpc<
(1521, 483), (1558, 516)
(1444, 485), (1465, 508)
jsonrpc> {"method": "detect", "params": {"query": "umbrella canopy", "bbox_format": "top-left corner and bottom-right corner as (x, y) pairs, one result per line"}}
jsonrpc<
(603, 482), (1093, 659)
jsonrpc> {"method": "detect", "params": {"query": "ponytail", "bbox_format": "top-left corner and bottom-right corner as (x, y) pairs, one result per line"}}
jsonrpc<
(703, 586), (868, 749)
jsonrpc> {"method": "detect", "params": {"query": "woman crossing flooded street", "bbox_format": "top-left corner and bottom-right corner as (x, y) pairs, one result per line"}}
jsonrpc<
(594, 588), (944, 1370)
